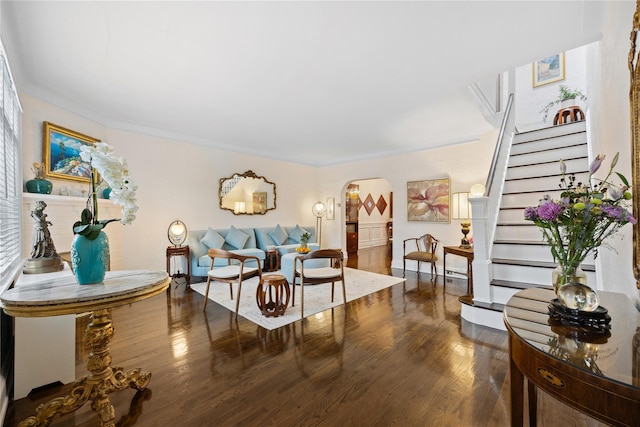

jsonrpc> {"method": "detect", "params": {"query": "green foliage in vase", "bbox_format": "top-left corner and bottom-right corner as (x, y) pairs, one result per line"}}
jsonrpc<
(540, 85), (588, 121)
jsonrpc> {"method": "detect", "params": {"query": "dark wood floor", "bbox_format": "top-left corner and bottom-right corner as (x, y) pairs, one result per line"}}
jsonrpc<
(5, 246), (605, 426)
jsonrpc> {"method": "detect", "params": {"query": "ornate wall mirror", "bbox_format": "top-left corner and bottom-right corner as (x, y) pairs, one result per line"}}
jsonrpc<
(219, 170), (276, 215)
(630, 1), (640, 287)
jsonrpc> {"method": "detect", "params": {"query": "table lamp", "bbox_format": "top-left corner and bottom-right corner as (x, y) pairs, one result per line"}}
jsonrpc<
(168, 219), (188, 247)
(452, 192), (472, 248)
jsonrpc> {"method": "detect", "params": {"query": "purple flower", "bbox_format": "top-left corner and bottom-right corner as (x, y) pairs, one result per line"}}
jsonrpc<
(537, 202), (563, 221)
(629, 214), (637, 225)
(524, 206), (538, 220)
(590, 154), (605, 174)
(601, 205), (625, 221)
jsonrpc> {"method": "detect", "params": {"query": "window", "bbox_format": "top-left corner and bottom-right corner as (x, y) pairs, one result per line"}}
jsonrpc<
(0, 45), (22, 293)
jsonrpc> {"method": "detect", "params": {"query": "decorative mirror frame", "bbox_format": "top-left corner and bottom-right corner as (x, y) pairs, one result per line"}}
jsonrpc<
(218, 170), (277, 215)
(629, 1), (640, 287)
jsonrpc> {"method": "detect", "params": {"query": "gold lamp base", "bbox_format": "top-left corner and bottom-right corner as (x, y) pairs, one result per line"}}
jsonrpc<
(459, 220), (472, 248)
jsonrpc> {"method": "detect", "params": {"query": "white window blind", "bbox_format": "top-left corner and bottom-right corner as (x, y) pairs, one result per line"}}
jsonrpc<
(0, 49), (22, 292)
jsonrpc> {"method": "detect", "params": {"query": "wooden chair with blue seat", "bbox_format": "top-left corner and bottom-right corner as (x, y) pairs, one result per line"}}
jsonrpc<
(203, 248), (262, 319)
(402, 233), (439, 279)
(292, 249), (346, 319)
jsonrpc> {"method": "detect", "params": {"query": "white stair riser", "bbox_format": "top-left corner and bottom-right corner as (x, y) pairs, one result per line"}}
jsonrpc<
(513, 121), (586, 144)
(508, 144), (589, 167)
(499, 208), (527, 222)
(492, 263), (597, 284)
(504, 173), (590, 194)
(495, 225), (544, 240)
(492, 243), (596, 264)
(506, 157), (589, 180)
(511, 133), (587, 156)
(493, 244), (554, 262)
(501, 191), (565, 208)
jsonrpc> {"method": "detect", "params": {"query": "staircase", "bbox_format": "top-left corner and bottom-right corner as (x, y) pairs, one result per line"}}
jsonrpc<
(462, 120), (594, 329)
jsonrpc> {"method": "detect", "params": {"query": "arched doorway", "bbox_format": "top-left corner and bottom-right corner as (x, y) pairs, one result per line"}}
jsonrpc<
(342, 178), (393, 256)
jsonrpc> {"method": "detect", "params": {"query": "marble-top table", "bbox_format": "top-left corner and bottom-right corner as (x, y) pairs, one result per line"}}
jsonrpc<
(0, 269), (170, 427)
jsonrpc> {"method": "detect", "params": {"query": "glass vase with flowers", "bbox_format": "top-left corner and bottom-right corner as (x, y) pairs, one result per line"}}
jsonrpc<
(524, 153), (635, 311)
(71, 142), (138, 284)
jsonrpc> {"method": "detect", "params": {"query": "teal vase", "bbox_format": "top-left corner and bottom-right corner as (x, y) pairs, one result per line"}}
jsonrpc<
(103, 187), (112, 199)
(71, 231), (110, 285)
(26, 178), (52, 194)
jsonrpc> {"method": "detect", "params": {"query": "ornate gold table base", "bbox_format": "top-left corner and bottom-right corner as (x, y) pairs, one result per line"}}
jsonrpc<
(19, 309), (151, 427)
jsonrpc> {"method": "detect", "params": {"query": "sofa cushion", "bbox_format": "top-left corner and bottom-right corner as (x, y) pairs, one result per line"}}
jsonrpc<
(269, 224), (288, 245)
(226, 225), (250, 249)
(201, 227), (225, 249)
(188, 233), (209, 259)
(289, 224), (310, 243)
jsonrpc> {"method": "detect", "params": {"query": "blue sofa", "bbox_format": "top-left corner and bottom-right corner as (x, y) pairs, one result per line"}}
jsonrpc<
(186, 226), (265, 278)
(187, 224), (317, 278)
(254, 224), (318, 255)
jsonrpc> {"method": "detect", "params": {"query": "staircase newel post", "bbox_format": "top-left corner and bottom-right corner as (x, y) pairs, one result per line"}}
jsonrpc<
(470, 196), (492, 304)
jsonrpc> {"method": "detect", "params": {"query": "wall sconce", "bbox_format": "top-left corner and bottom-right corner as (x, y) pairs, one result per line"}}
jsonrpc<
(451, 192), (472, 248)
(234, 201), (246, 214)
(312, 201), (327, 247)
(168, 219), (188, 247)
(326, 197), (335, 220)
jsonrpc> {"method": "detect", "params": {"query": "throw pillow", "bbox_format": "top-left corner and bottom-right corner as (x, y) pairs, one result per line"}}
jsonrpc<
(226, 226), (250, 249)
(289, 224), (309, 243)
(201, 227), (225, 249)
(269, 224), (288, 245)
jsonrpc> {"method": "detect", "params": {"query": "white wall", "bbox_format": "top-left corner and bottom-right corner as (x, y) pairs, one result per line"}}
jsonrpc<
(318, 130), (498, 275)
(20, 94), (319, 271)
(21, 92), (497, 276)
(515, 44), (590, 132)
(589, 0), (637, 302)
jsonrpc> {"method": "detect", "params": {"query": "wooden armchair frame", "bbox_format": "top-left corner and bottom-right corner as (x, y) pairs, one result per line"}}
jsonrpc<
(292, 249), (346, 319)
(402, 234), (439, 278)
(203, 248), (262, 319)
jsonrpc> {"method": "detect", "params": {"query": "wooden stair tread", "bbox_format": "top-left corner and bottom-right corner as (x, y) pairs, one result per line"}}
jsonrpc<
(493, 239), (546, 246)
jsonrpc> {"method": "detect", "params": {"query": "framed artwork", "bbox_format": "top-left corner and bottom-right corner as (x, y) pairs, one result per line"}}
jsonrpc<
(43, 121), (100, 183)
(533, 53), (565, 87)
(407, 178), (450, 222)
(326, 197), (335, 220)
(253, 191), (267, 214)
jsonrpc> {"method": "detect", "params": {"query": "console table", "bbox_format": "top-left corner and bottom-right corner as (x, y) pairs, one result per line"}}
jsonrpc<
(0, 270), (170, 427)
(443, 245), (474, 303)
(504, 287), (640, 426)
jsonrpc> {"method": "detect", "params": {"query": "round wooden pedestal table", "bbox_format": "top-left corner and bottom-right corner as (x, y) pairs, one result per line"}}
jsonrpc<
(0, 270), (170, 427)
(256, 274), (290, 317)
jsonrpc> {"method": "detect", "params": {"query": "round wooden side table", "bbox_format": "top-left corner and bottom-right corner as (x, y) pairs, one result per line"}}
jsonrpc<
(256, 274), (290, 317)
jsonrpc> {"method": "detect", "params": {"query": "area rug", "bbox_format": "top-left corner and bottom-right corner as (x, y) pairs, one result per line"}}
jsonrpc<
(191, 268), (405, 330)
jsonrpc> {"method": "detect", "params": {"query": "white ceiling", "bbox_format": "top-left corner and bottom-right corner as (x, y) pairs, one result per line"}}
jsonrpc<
(1, 1), (607, 166)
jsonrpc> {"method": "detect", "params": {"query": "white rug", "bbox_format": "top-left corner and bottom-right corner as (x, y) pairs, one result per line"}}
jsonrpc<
(191, 268), (405, 330)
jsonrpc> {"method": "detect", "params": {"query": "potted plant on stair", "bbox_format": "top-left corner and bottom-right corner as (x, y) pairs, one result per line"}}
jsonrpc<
(540, 85), (587, 122)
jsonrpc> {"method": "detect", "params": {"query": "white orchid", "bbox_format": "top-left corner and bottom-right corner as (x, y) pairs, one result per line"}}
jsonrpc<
(74, 142), (138, 238)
